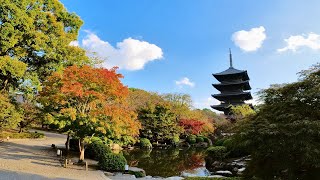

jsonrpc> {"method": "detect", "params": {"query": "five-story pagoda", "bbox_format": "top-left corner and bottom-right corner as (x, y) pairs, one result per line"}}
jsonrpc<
(211, 50), (252, 115)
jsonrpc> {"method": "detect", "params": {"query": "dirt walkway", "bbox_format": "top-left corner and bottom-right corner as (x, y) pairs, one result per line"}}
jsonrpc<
(0, 130), (109, 180)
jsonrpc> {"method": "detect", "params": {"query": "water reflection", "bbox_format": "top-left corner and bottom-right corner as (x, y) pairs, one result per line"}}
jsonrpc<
(123, 148), (208, 177)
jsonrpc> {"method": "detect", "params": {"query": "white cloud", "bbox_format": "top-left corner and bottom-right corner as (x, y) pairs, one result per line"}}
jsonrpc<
(194, 97), (221, 113)
(81, 32), (163, 70)
(232, 26), (266, 52)
(277, 33), (320, 52)
(175, 77), (195, 87)
(69, 41), (79, 47)
(245, 95), (260, 106)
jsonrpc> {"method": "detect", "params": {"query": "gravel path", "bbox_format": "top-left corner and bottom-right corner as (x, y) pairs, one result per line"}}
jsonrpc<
(0, 130), (109, 180)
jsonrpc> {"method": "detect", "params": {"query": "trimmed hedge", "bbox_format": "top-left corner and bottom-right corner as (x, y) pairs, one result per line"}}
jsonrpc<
(98, 153), (127, 171)
(140, 138), (152, 149)
(206, 146), (228, 160)
(187, 135), (197, 144)
(196, 137), (204, 143)
(86, 137), (111, 160)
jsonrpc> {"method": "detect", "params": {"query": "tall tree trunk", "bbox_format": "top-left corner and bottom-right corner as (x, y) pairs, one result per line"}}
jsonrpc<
(79, 138), (85, 162)
(65, 132), (70, 157)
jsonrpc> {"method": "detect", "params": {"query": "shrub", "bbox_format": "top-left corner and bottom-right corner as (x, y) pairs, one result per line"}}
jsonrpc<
(128, 170), (146, 178)
(86, 137), (111, 160)
(196, 137), (204, 143)
(171, 135), (180, 145)
(98, 153), (127, 171)
(214, 138), (225, 146)
(187, 135), (197, 144)
(103, 137), (113, 145)
(206, 146), (228, 160)
(140, 138), (152, 149)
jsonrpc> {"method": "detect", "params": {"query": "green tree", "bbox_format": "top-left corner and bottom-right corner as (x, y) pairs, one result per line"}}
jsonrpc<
(138, 104), (183, 143)
(0, 0), (88, 91)
(229, 104), (255, 121)
(0, 94), (22, 132)
(232, 64), (320, 179)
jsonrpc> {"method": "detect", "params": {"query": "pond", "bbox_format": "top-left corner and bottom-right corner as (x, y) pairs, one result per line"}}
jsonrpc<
(123, 147), (210, 177)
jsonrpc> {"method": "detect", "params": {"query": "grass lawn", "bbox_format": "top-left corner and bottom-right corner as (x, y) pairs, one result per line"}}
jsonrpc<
(0, 129), (45, 139)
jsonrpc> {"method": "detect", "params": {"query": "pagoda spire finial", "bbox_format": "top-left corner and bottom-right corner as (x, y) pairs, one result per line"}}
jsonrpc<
(229, 48), (233, 68)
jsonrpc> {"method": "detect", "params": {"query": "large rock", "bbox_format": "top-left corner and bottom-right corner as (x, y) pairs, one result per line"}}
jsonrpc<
(215, 170), (233, 177)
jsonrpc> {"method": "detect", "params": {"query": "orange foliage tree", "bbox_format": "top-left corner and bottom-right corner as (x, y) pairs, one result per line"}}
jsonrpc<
(40, 65), (141, 161)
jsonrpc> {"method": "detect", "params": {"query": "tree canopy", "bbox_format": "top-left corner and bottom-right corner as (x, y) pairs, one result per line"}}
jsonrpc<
(232, 64), (320, 179)
(40, 65), (141, 161)
(0, 0), (88, 91)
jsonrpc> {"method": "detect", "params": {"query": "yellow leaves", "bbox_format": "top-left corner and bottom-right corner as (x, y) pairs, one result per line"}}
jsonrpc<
(97, 127), (106, 134)
(90, 117), (97, 123)
(60, 108), (77, 121)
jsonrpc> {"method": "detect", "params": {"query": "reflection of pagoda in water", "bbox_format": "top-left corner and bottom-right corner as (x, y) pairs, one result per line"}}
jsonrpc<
(211, 50), (252, 115)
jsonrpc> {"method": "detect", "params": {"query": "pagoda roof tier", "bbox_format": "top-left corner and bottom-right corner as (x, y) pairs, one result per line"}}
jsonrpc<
(212, 92), (252, 101)
(212, 67), (249, 82)
(211, 102), (244, 111)
(212, 80), (251, 91)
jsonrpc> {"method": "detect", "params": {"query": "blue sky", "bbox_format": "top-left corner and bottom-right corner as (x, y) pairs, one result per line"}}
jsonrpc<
(61, 0), (320, 110)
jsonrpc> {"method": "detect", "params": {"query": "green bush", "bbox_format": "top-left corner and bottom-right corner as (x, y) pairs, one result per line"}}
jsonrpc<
(140, 138), (152, 149)
(196, 137), (204, 143)
(207, 146), (228, 160)
(128, 170), (146, 178)
(98, 153), (127, 171)
(214, 138), (225, 146)
(86, 137), (111, 160)
(103, 137), (113, 145)
(171, 135), (180, 145)
(187, 135), (197, 144)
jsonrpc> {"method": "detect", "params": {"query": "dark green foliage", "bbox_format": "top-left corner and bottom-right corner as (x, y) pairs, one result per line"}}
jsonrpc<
(86, 137), (111, 160)
(214, 138), (225, 146)
(140, 138), (152, 149)
(98, 153), (127, 171)
(231, 64), (320, 179)
(187, 135), (197, 144)
(128, 170), (146, 178)
(196, 136), (204, 143)
(138, 104), (183, 143)
(206, 146), (228, 160)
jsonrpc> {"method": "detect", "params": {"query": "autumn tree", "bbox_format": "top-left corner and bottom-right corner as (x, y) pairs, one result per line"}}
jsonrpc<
(40, 65), (141, 161)
(127, 88), (164, 111)
(179, 119), (205, 135)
